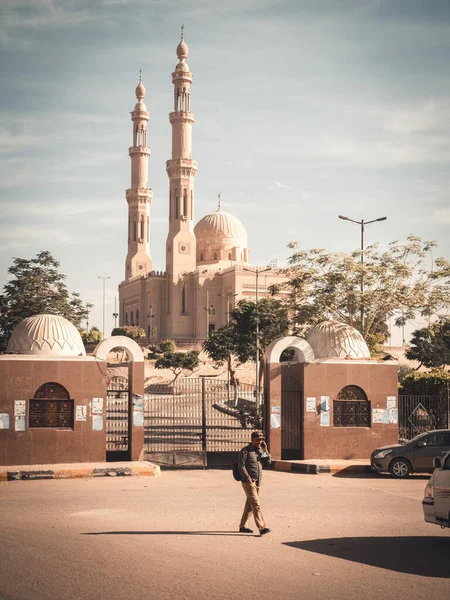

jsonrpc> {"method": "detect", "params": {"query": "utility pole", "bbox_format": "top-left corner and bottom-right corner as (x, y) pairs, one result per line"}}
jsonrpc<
(98, 276), (110, 338)
(338, 215), (387, 333)
(112, 296), (119, 329)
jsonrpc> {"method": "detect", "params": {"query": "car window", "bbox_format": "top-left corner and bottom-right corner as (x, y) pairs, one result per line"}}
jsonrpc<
(426, 432), (448, 446)
(445, 454), (450, 470)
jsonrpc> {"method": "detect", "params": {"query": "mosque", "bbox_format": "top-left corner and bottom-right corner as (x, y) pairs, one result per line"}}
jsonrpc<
(118, 31), (286, 340)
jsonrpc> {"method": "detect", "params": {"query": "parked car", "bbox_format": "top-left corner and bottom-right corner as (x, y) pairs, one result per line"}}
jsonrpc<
(370, 429), (450, 478)
(423, 450), (450, 529)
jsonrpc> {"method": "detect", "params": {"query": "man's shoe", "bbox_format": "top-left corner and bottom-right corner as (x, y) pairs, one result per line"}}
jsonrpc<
(259, 528), (271, 536)
(239, 527), (253, 533)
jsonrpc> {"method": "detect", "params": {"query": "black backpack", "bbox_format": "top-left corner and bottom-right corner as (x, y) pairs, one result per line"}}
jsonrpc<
(232, 461), (242, 481)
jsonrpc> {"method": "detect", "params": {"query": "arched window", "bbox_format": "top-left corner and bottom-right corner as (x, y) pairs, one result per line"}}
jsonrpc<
(181, 286), (186, 314)
(147, 217), (149, 242)
(130, 311), (134, 326)
(30, 382), (73, 428)
(140, 216), (144, 241)
(183, 189), (187, 217)
(190, 191), (193, 218)
(334, 385), (370, 428)
(175, 189), (179, 219)
(136, 309), (139, 326)
(213, 252), (218, 260)
(200, 252), (204, 261)
(125, 312), (129, 326)
(228, 252), (232, 260)
(133, 220), (137, 242)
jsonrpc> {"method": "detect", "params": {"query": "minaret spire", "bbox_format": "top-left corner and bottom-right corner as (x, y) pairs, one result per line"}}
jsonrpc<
(217, 192), (221, 211)
(165, 30), (198, 337)
(124, 73), (152, 280)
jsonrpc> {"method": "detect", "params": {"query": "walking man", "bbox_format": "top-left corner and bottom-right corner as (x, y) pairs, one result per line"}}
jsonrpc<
(238, 431), (271, 536)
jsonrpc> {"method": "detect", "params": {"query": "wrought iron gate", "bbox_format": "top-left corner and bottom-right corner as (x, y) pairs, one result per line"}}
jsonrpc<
(106, 375), (130, 460)
(281, 369), (302, 460)
(144, 378), (261, 467)
(398, 395), (449, 443)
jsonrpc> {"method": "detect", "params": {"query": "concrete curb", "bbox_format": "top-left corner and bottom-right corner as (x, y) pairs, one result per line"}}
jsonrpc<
(272, 460), (373, 475)
(0, 462), (161, 482)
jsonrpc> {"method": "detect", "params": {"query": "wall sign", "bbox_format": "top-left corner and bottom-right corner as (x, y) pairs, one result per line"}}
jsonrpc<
(92, 398), (103, 415)
(270, 405), (281, 429)
(76, 405), (87, 421)
(92, 415), (103, 431)
(133, 394), (144, 427)
(14, 400), (26, 432)
(306, 397), (316, 413)
(0, 413), (10, 429)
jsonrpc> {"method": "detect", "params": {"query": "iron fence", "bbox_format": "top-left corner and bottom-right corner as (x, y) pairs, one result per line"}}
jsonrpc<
(398, 395), (449, 443)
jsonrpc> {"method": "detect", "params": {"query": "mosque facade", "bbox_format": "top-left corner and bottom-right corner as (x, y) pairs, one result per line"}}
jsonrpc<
(118, 32), (286, 340)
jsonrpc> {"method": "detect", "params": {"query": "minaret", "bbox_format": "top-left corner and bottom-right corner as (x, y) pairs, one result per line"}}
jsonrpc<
(165, 27), (198, 334)
(125, 72), (152, 280)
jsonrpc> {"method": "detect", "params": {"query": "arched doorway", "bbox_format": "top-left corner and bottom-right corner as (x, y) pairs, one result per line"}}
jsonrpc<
(93, 335), (145, 462)
(281, 367), (303, 460)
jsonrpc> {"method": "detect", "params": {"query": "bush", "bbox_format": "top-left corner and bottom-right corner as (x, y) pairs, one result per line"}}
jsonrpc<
(399, 369), (450, 396)
(80, 327), (102, 345)
(111, 326), (145, 340)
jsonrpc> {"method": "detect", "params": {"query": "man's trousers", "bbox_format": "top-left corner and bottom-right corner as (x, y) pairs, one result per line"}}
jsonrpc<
(240, 481), (266, 531)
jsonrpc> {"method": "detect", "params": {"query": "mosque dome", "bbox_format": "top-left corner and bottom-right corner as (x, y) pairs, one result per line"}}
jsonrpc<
(6, 314), (86, 357)
(194, 209), (250, 266)
(306, 320), (370, 360)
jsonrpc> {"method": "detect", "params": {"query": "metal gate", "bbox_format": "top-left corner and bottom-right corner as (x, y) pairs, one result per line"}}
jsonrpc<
(281, 369), (302, 460)
(144, 378), (261, 467)
(398, 395), (449, 443)
(106, 375), (130, 461)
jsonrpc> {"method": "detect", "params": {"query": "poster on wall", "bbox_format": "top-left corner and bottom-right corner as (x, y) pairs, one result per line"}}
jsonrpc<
(372, 409), (385, 424)
(15, 416), (26, 431)
(14, 400), (26, 417)
(320, 411), (330, 426)
(91, 398), (103, 415)
(306, 397), (316, 413)
(76, 405), (87, 421)
(387, 396), (397, 410)
(92, 415), (103, 431)
(389, 409), (398, 424)
(270, 406), (281, 429)
(0, 413), (10, 429)
(133, 394), (144, 427)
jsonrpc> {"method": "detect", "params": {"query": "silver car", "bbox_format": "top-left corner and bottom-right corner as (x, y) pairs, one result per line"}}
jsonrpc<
(423, 451), (450, 529)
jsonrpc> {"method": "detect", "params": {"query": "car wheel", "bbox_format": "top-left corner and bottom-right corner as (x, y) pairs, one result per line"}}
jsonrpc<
(389, 458), (411, 478)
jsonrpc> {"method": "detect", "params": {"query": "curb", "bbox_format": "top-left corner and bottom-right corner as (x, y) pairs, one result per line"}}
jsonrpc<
(0, 464), (161, 482)
(272, 461), (373, 475)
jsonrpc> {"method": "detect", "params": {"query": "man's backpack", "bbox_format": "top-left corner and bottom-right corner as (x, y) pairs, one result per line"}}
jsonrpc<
(232, 462), (242, 482)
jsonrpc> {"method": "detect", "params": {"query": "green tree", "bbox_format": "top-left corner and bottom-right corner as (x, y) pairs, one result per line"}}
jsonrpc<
(399, 369), (450, 396)
(202, 298), (290, 388)
(406, 319), (450, 369)
(80, 327), (102, 346)
(111, 326), (145, 340)
(274, 236), (450, 353)
(0, 251), (92, 352)
(148, 339), (176, 358)
(154, 349), (200, 383)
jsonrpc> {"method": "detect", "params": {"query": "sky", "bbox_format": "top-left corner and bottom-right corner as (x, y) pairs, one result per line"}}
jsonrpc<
(0, 0), (449, 344)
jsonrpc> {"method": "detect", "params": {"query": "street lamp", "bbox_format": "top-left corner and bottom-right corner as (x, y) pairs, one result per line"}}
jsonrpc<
(147, 305), (155, 338)
(338, 215), (387, 331)
(98, 276), (110, 338)
(112, 296), (119, 329)
(243, 266), (271, 410)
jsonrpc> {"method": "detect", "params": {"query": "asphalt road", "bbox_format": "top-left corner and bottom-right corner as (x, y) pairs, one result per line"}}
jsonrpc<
(0, 470), (449, 600)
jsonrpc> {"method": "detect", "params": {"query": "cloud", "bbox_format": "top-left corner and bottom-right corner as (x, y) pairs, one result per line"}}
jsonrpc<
(431, 208), (450, 225)
(269, 181), (291, 191)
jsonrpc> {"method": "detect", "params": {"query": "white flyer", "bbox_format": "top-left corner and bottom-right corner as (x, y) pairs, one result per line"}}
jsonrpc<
(76, 405), (87, 421)
(14, 400), (26, 417)
(306, 397), (316, 413)
(386, 396), (397, 410)
(91, 398), (103, 415)
(270, 413), (281, 429)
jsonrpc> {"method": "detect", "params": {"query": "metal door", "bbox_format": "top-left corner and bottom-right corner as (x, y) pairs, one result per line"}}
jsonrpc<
(106, 375), (130, 461)
(281, 369), (302, 460)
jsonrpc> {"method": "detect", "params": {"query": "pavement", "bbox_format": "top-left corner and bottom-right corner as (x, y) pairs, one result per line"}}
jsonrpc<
(0, 461), (160, 481)
(273, 458), (372, 475)
(0, 469), (448, 600)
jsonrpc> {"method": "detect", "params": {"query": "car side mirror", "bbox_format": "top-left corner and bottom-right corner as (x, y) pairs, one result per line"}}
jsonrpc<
(433, 457), (442, 469)
(415, 441), (427, 448)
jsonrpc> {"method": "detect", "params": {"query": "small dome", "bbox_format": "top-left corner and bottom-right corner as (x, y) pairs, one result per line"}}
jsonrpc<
(177, 40), (188, 61)
(135, 81), (146, 100)
(7, 314), (86, 357)
(175, 61), (190, 73)
(195, 210), (247, 244)
(306, 320), (370, 360)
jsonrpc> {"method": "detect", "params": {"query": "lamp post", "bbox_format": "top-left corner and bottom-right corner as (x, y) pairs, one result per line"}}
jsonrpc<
(243, 266), (271, 410)
(338, 215), (387, 332)
(112, 296), (118, 329)
(98, 276), (110, 338)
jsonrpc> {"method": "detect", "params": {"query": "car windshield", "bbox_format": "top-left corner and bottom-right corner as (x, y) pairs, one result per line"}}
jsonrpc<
(408, 432), (429, 444)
